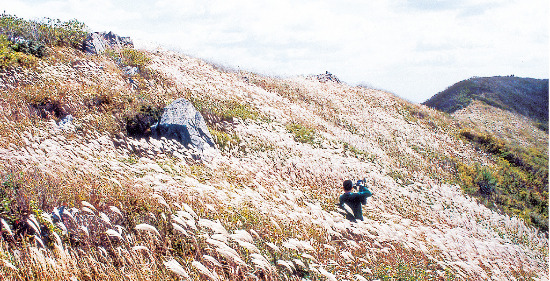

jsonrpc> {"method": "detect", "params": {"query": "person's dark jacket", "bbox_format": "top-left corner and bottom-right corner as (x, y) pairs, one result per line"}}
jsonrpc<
(339, 186), (372, 222)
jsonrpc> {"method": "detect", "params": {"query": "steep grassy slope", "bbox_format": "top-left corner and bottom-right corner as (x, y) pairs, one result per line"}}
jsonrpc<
(423, 76), (549, 129)
(0, 46), (547, 280)
(453, 101), (548, 231)
(0, 16), (548, 280)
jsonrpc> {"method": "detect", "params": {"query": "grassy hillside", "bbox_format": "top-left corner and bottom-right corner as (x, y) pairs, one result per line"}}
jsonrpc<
(423, 76), (549, 130)
(423, 75), (549, 233)
(0, 14), (548, 280)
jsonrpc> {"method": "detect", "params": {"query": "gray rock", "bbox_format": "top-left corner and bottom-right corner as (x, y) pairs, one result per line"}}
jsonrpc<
(83, 31), (133, 54)
(123, 66), (139, 76)
(7, 36), (29, 45)
(151, 98), (215, 152)
(57, 115), (74, 130)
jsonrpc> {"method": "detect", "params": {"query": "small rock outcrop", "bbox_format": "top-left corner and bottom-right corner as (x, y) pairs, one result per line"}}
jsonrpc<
(314, 71), (341, 83)
(82, 31), (133, 54)
(151, 98), (215, 152)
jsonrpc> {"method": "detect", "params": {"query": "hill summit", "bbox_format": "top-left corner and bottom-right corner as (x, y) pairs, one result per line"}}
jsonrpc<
(423, 76), (549, 127)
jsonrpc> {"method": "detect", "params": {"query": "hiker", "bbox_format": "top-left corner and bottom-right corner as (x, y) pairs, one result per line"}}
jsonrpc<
(339, 179), (372, 222)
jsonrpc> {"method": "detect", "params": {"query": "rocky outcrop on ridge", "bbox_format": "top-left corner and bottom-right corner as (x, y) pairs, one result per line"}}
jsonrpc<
(82, 31), (133, 54)
(313, 71), (341, 83)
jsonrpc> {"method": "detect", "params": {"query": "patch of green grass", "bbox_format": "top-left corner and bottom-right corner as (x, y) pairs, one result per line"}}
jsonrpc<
(286, 123), (317, 144)
(188, 95), (260, 124)
(120, 156), (138, 165)
(336, 118), (360, 134)
(0, 173), (25, 224)
(105, 48), (158, 91)
(374, 262), (433, 280)
(343, 142), (375, 162)
(121, 48), (150, 69)
(189, 164), (214, 183)
(106, 48), (151, 71)
(388, 170), (414, 186)
(209, 128), (240, 151)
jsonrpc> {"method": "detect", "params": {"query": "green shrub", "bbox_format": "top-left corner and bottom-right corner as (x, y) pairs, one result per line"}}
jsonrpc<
(125, 104), (164, 138)
(106, 48), (151, 71)
(456, 160), (548, 232)
(0, 174), (23, 223)
(456, 128), (548, 232)
(10, 38), (45, 58)
(0, 35), (36, 68)
(0, 13), (88, 48)
(460, 129), (548, 176)
(343, 142), (374, 161)
(121, 48), (150, 69)
(477, 168), (497, 196)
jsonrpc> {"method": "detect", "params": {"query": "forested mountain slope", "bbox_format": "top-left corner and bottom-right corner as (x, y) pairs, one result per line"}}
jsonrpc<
(423, 76), (548, 127)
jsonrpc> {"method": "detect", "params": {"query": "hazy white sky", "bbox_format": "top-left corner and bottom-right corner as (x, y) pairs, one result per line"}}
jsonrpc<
(3, 0), (549, 102)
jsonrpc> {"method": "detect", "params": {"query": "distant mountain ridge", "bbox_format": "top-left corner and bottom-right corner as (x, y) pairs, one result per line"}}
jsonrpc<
(423, 76), (549, 126)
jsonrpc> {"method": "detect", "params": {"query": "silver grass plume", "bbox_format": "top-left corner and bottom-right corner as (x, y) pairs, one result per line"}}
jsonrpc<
(172, 223), (188, 236)
(163, 259), (190, 278)
(318, 267), (338, 281)
(202, 255), (223, 268)
(81, 201), (96, 211)
(135, 223), (160, 236)
(191, 260), (218, 281)
(1, 219), (13, 236)
(106, 229), (123, 240)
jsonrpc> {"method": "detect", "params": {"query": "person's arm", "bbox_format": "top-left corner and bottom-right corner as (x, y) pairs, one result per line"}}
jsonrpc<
(347, 187), (371, 198)
(358, 185), (372, 197)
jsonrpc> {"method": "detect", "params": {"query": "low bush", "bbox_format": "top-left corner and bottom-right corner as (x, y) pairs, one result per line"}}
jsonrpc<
(0, 174), (25, 225)
(460, 129), (548, 178)
(121, 48), (150, 69)
(0, 13), (88, 49)
(10, 38), (45, 58)
(0, 35), (36, 68)
(125, 104), (164, 138)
